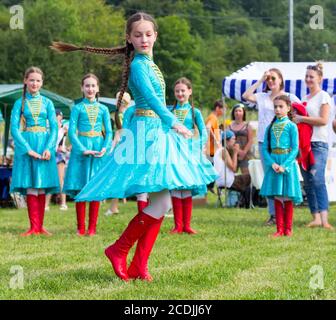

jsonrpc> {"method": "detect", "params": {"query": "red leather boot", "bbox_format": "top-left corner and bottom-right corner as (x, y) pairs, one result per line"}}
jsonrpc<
(272, 199), (285, 237)
(76, 202), (86, 236)
(284, 201), (294, 237)
(21, 194), (40, 236)
(104, 212), (158, 281)
(128, 216), (164, 281)
(38, 193), (52, 236)
(170, 197), (183, 234)
(87, 201), (100, 236)
(182, 196), (197, 234)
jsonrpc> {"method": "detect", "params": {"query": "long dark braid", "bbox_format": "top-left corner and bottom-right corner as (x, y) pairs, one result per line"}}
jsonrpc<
(267, 116), (277, 153)
(20, 83), (27, 129)
(50, 41), (126, 56)
(115, 42), (134, 129)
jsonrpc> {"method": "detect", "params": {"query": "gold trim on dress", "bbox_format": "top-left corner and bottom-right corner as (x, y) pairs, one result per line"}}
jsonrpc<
(24, 126), (47, 132)
(135, 109), (159, 118)
(79, 130), (103, 137)
(271, 148), (291, 155)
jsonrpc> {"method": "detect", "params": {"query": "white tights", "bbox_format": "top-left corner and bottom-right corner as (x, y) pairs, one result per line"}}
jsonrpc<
(27, 188), (45, 196)
(170, 190), (192, 199)
(136, 193), (148, 202)
(143, 190), (172, 219)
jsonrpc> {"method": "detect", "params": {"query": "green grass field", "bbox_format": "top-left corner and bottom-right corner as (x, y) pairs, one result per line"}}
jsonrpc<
(0, 195), (335, 300)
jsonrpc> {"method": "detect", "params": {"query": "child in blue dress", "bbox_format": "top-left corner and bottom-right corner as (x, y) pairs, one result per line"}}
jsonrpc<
(63, 73), (112, 236)
(260, 95), (302, 237)
(169, 77), (208, 234)
(51, 12), (217, 281)
(10, 66), (59, 236)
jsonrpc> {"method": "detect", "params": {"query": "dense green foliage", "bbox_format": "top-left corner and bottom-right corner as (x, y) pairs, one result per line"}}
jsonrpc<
(1, 0), (335, 108)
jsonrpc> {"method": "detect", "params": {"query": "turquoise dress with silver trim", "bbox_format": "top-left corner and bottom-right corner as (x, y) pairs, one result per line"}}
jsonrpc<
(260, 116), (302, 204)
(171, 102), (208, 195)
(10, 92), (60, 195)
(63, 98), (112, 197)
(75, 53), (217, 201)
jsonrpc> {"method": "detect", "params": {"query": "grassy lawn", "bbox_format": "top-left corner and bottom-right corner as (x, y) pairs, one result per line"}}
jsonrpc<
(0, 194), (335, 300)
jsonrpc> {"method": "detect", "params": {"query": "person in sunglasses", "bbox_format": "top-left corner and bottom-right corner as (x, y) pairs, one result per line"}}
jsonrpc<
(243, 68), (300, 226)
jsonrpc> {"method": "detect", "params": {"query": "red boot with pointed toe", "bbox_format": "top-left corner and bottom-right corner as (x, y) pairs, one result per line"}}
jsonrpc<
(284, 201), (294, 237)
(272, 199), (285, 238)
(104, 212), (158, 281)
(87, 201), (100, 236)
(170, 197), (183, 234)
(76, 202), (86, 236)
(21, 195), (40, 236)
(128, 216), (164, 281)
(38, 193), (52, 236)
(182, 197), (197, 234)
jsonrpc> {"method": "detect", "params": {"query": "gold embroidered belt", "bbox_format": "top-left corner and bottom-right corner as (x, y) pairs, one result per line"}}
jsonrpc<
(24, 126), (47, 132)
(79, 131), (103, 137)
(135, 109), (159, 118)
(271, 148), (291, 155)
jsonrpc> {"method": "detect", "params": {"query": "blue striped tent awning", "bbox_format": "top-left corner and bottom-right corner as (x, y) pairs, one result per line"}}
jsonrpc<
(222, 62), (336, 102)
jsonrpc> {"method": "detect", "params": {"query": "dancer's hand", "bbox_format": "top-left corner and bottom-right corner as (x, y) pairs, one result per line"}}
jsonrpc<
(42, 150), (51, 160)
(173, 124), (193, 139)
(28, 150), (42, 160)
(278, 166), (285, 173)
(272, 163), (280, 172)
(94, 148), (106, 158)
(83, 150), (98, 156)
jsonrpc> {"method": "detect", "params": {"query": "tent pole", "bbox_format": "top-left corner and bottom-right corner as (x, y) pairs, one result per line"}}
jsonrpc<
(3, 104), (10, 160)
(289, 0), (294, 62)
(222, 95), (227, 208)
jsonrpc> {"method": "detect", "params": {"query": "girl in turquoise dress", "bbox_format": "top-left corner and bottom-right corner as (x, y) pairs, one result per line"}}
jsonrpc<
(51, 12), (217, 281)
(10, 66), (59, 236)
(169, 77), (208, 235)
(63, 74), (112, 236)
(260, 95), (302, 237)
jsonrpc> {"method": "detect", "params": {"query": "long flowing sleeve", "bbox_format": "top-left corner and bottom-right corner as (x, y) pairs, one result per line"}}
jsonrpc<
(68, 105), (86, 153)
(122, 106), (135, 129)
(262, 126), (275, 168)
(102, 106), (113, 150)
(10, 99), (32, 154)
(194, 108), (208, 146)
(45, 99), (58, 152)
(281, 123), (299, 173)
(130, 62), (178, 128)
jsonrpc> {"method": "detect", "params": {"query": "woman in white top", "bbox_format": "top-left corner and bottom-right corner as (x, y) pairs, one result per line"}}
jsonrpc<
(243, 68), (300, 225)
(292, 63), (333, 230)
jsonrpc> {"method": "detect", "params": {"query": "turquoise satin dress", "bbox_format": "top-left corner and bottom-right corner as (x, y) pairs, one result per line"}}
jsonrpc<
(10, 92), (60, 195)
(75, 53), (217, 201)
(63, 98), (112, 197)
(260, 117), (302, 204)
(171, 102), (208, 195)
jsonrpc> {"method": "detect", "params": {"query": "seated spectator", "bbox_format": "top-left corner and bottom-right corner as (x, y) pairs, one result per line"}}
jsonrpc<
(214, 130), (251, 192)
(229, 103), (253, 175)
